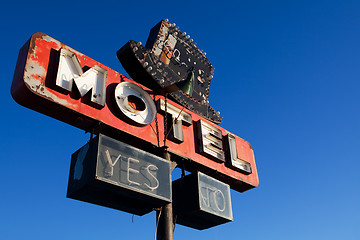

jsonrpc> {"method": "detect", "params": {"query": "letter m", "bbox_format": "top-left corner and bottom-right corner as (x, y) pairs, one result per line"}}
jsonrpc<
(55, 48), (107, 107)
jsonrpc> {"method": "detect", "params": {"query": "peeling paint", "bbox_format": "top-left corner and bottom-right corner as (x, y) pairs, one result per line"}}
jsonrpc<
(24, 73), (77, 108)
(25, 62), (46, 77)
(41, 35), (61, 48)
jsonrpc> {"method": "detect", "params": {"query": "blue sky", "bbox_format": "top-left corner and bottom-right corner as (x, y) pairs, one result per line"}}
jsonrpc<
(1, 0), (359, 239)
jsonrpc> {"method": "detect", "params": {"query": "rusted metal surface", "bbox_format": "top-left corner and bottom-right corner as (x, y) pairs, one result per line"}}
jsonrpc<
(11, 32), (259, 192)
(117, 19), (222, 124)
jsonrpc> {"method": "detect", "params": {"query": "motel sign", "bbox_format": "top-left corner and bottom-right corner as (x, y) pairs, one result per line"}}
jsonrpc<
(11, 20), (258, 233)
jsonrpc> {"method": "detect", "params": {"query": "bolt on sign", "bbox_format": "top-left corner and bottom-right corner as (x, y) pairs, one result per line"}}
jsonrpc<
(11, 30), (259, 193)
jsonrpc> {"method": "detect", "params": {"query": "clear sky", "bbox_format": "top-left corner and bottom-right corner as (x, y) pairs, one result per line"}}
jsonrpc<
(1, 0), (359, 239)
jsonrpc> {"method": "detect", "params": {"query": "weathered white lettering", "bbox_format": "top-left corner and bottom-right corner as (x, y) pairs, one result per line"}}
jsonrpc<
(196, 120), (225, 162)
(158, 98), (192, 143)
(56, 48), (107, 107)
(114, 82), (157, 125)
(127, 157), (141, 186)
(226, 134), (252, 174)
(200, 185), (226, 212)
(103, 149), (121, 177)
(143, 164), (159, 191)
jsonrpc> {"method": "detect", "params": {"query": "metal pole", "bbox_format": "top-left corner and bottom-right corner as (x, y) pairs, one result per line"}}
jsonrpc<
(156, 148), (173, 240)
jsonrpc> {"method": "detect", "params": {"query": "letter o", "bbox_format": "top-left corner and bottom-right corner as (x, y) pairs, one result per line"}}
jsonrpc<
(214, 189), (226, 212)
(114, 82), (157, 125)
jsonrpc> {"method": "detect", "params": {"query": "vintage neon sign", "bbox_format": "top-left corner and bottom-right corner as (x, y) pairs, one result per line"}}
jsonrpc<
(118, 19), (222, 124)
(67, 134), (171, 216)
(11, 32), (258, 192)
(172, 172), (233, 230)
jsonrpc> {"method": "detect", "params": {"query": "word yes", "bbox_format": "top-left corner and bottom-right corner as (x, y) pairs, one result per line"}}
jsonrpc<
(103, 149), (159, 191)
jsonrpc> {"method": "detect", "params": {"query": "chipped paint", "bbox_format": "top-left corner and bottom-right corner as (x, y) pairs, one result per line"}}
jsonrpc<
(24, 73), (78, 108)
(41, 35), (61, 48)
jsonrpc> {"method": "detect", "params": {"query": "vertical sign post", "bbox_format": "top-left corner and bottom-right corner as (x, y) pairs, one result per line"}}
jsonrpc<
(156, 149), (174, 240)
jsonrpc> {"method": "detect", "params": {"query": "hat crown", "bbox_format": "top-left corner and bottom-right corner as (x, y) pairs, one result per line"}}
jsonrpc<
(145, 19), (213, 104)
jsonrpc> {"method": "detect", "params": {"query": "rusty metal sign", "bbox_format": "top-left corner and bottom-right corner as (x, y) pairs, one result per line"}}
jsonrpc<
(173, 172), (233, 230)
(67, 134), (172, 215)
(11, 32), (258, 192)
(117, 19), (221, 124)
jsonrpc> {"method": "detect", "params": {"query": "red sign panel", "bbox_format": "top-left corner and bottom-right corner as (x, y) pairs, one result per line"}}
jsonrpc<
(11, 33), (259, 192)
